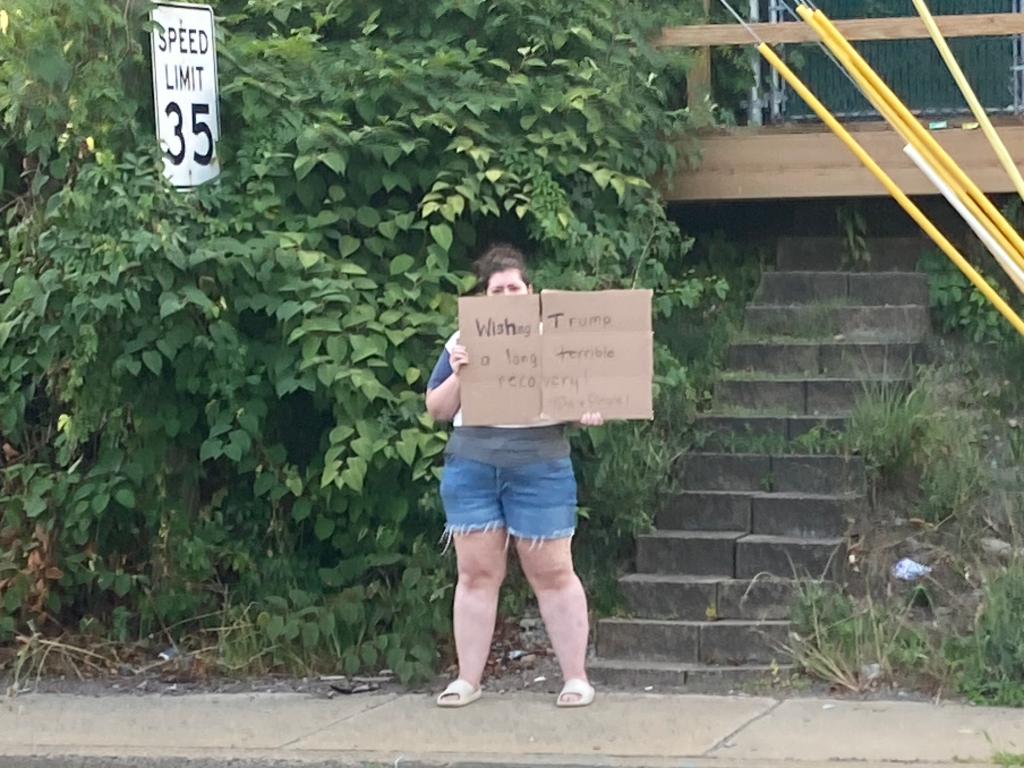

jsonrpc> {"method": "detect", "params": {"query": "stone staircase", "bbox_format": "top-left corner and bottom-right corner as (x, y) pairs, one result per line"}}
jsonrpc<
(590, 239), (931, 691)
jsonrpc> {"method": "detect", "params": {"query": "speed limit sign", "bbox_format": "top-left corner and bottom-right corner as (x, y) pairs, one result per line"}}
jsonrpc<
(150, 2), (220, 188)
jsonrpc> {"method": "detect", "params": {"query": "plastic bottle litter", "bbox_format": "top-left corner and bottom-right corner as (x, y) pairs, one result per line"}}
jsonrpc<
(891, 558), (931, 581)
(861, 663), (882, 683)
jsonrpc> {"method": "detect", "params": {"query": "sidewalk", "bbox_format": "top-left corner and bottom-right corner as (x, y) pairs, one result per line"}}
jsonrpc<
(1, 689), (1022, 768)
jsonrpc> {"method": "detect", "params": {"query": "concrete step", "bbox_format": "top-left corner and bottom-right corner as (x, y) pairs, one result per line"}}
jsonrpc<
(588, 658), (792, 692)
(736, 534), (845, 580)
(776, 236), (927, 272)
(636, 531), (742, 576)
(596, 617), (790, 665)
(658, 490), (753, 532)
(676, 453), (770, 492)
(727, 341), (921, 377)
(620, 573), (798, 621)
(658, 490), (858, 539)
(744, 304), (930, 342)
(751, 492), (859, 538)
(756, 271), (929, 306)
(694, 415), (846, 452)
(677, 453), (866, 495)
(714, 376), (907, 416)
(770, 455), (866, 495)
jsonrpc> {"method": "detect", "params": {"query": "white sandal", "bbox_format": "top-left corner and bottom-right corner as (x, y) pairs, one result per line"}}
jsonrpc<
(436, 679), (482, 708)
(556, 678), (595, 708)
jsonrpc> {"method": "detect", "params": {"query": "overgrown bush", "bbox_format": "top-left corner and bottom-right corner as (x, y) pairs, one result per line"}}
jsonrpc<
(955, 561), (1024, 706)
(846, 372), (986, 523)
(918, 249), (1023, 346)
(787, 581), (942, 693)
(0, 0), (721, 679)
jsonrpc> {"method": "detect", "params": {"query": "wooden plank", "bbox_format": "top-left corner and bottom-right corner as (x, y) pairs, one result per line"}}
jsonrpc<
(660, 123), (1024, 201)
(655, 13), (1024, 48)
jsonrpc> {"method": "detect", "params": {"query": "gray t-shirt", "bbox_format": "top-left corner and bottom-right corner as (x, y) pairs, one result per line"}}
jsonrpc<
(427, 333), (571, 467)
(444, 425), (570, 468)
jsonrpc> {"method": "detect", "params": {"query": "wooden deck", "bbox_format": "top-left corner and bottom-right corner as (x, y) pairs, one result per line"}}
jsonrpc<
(663, 121), (1024, 201)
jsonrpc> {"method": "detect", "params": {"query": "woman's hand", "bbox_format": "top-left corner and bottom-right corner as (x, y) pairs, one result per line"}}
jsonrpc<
(579, 412), (604, 427)
(450, 344), (469, 375)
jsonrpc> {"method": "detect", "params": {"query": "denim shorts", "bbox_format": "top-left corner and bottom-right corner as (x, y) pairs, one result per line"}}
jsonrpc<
(439, 456), (578, 541)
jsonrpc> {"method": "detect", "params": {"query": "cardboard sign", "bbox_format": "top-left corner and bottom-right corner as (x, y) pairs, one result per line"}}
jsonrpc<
(540, 290), (653, 421)
(456, 290), (653, 426)
(457, 294), (542, 425)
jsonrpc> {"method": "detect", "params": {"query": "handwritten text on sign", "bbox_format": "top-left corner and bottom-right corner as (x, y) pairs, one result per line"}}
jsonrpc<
(457, 290), (653, 425)
(150, 2), (220, 188)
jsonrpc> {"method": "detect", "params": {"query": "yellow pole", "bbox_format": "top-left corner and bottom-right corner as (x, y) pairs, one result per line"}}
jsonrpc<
(802, 6), (1024, 274)
(753, 42), (1024, 337)
(911, 0), (1024, 206)
(801, 9), (1024, 289)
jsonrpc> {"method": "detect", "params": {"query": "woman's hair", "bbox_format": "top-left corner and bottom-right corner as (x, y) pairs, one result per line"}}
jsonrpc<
(472, 242), (530, 293)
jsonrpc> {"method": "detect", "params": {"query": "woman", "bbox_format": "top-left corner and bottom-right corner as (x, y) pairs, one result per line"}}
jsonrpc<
(426, 242), (602, 709)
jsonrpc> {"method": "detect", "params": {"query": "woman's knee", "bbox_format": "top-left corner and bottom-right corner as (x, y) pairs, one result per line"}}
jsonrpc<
(519, 547), (577, 592)
(452, 529), (508, 591)
(457, 558), (507, 591)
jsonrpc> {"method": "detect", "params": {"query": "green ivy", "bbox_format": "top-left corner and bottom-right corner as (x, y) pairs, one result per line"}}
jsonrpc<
(918, 250), (1021, 346)
(0, 0), (717, 680)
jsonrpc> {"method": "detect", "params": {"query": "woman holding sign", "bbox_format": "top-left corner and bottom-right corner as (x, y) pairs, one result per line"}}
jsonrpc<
(426, 243), (602, 709)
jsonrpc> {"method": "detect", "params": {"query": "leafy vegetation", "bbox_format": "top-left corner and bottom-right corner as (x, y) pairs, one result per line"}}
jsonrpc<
(918, 249), (1023, 346)
(793, 345), (1024, 703)
(0, 0), (733, 681)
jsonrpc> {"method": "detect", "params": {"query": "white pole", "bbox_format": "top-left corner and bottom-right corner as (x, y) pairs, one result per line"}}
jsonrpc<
(905, 143), (1024, 295)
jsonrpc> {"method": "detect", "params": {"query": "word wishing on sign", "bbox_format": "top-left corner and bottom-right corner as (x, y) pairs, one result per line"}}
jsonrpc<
(457, 290), (653, 425)
(150, 3), (220, 188)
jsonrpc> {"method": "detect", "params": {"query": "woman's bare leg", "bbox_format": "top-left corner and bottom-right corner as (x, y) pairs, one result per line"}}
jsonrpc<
(440, 528), (508, 699)
(516, 537), (589, 701)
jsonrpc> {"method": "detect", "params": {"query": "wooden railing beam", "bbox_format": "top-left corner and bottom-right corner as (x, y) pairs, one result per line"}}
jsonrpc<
(655, 12), (1024, 48)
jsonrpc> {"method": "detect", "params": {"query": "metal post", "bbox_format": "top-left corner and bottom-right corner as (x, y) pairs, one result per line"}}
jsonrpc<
(768, 0), (786, 122)
(749, 0), (763, 125)
(1015, 0), (1024, 115)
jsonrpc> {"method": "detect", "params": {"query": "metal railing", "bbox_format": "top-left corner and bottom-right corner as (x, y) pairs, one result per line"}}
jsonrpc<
(758, 0), (1022, 123)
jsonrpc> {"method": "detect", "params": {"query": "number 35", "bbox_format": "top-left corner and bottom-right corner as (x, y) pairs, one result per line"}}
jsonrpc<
(165, 101), (214, 166)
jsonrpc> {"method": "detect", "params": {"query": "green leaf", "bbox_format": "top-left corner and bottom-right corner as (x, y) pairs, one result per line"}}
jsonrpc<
(294, 155), (317, 180)
(200, 439), (222, 462)
(298, 250), (323, 268)
(430, 223), (453, 252)
(265, 615), (285, 642)
(142, 351), (163, 376)
(114, 488), (136, 508)
(159, 293), (184, 319)
(254, 472), (277, 497)
(390, 254), (415, 275)
(396, 435), (416, 465)
(357, 207), (380, 228)
(0, 320), (17, 348)
(302, 621), (320, 649)
(339, 456), (367, 492)
(314, 516), (336, 541)
(321, 151), (347, 174)
(285, 474), (304, 496)
(292, 499), (312, 522)
(340, 236), (361, 258)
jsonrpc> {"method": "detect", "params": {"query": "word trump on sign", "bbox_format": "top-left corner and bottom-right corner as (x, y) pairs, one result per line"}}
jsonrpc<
(457, 290), (653, 425)
(150, 2), (220, 188)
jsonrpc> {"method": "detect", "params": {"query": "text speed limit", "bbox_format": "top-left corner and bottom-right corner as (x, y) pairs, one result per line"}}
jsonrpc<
(150, 2), (220, 188)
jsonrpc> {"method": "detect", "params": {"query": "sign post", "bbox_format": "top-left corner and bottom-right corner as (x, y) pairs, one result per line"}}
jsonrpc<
(150, 2), (220, 188)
